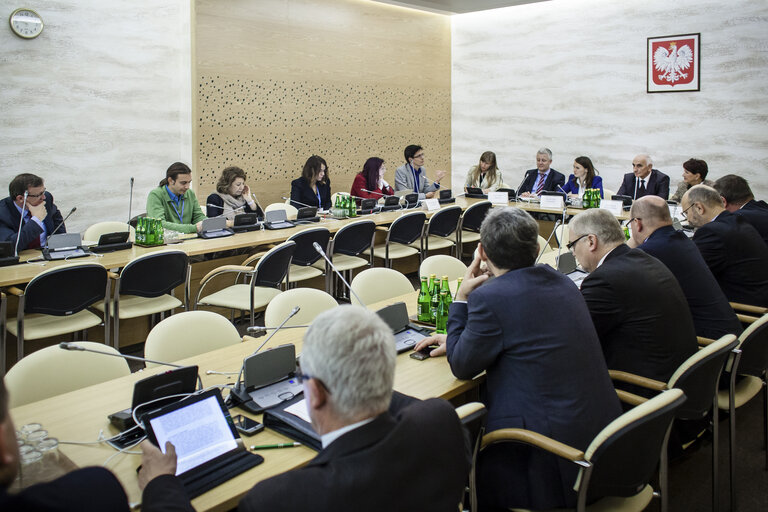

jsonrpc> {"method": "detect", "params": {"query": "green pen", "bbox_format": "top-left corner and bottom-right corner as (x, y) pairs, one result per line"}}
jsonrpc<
(250, 442), (302, 450)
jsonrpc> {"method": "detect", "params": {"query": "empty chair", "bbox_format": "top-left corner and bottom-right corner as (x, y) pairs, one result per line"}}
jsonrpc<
(419, 255), (468, 282)
(555, 222), (570, 247)
(5, 341), (130, 408)
(456, 402), (488, 512)
(603, 188), (616, 200)
(349, 268), (414, 306)
(265, 202), (298, 218)
(195, 240), (296, 326)
(373, 211), (426, 268)
(284, 227), (330, 288)
(144, 310), (242, 365)
(457, 201), (491, 257)
(537, 234), (553, 257)
(315, 220), (375, 298)
(83, 221), (135, 243)
(6, 262), (109, 361)
(264, 288), (338, 327)
(413, 205), (462, 258)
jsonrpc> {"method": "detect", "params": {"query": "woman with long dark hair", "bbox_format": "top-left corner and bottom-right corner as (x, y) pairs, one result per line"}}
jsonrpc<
(561, 156), (604, 198)
(290, 155), (331, 210)
(350, 157), (394, 200)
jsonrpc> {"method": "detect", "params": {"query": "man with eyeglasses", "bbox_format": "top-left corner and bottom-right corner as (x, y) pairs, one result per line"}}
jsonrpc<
(681, 184), (768, 307)
(0, 173), (65, 251)
(394, 144), (447, 199)
(569, 209), (697, 393)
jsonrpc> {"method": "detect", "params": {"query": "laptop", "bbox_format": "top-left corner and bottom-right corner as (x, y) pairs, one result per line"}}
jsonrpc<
(233, 213), (261, 232)
(465, 187), (488, 199)
(356, 198), (380, 215)
(295, 206), (320, 224)
(0, 241), (19, 267)
(199, 217), (234, 239)
(380, 195), (401, 212)
(233, 344), (304, 414)
(375, 301), (432, 353)
(264, 209), (296, 230)
(142, 388), (264, 499)
(43, 233), (88, 260)
(438, 189), (456, 204)
(90, 231), (132, 253)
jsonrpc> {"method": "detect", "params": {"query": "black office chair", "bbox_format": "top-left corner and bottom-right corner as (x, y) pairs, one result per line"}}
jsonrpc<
(456, 402), (487, 512)
(284, 227), (330, 289)
(373, 211), (426, 268)
(457, 201), (491, 258)
(414, 205), (462, 259)
(316, 220), (376, 299)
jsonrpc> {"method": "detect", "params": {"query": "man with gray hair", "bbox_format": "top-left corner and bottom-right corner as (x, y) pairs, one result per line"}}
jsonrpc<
(616, 154), (670, 199)
(139, 306), (470, 512)
(569, 208), (697, 388)
(416, 207), (620, 510)
(628, 195), (742, 339)
(518, 148), (566, 197)
(682, 184), (768, 307)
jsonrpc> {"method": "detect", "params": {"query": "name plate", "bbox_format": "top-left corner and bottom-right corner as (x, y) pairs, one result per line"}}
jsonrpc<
(487, 192), (509, 206)
(539, 195), (564, 210)
(423, 198), (441, 211)
(599, 199), (624, 217)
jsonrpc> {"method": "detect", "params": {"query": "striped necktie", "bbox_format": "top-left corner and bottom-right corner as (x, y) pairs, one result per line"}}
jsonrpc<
(535, 173), (547, 195)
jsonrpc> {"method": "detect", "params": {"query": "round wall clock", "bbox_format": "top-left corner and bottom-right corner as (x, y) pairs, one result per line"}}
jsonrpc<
(9, 8), (44, 39)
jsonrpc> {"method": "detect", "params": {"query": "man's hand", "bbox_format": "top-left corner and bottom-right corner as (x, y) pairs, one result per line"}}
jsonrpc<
(425, 191), (436, 199)
(456, 252), (491, 302)
(138, 440), (177, 490)
(28, 201), (47, 221)
(413, 334), (447, 357)
(521, 191), (534, 198)
(225, 218), (234, 228)
(196, 220), (204, 232)
(435, 170), (447, 183)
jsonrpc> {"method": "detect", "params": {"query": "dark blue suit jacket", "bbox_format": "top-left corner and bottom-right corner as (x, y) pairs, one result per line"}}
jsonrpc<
(561, 174), (604, 198)
(692, 211), (768, 307)
(0, 192), (65, 251)
(639, 225), (742, 339)
(735, 199), (768, 246)
(518, 168), (566, 195)
(616, 169), (670, 199)
(290, 177), (331, 210)
(446, 265), (621, 510)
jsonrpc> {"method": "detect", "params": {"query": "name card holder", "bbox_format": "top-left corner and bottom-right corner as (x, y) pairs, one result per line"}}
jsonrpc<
(488, 192), (509, 206)
(423, 198), (441, 211)
(539, 195), (564, 210)
(599, 200), (624, 217)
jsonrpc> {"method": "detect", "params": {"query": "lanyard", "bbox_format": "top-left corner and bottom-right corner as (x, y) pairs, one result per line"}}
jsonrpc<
(166, 186), (184, 223)
(409, 164), (420, 195)
(315, 186), (322, 207)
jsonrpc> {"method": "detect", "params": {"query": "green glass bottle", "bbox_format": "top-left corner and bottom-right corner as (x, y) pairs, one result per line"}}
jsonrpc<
(585, 189), (593, 209)
(417, 277), (432, 322)
(156, 219), (164, 244)
(593, 189), (601, 209)
(147, 218), (156, 245)
(334, 194), (340, 210)
(430, 277), (441, 323)
(428, 274), (436, 294)
(137, 217), (145, 244)
(454, 277), (463, 301)
(435, 291), (449, 334)
(441, 275), (452, 307)
(349, 194), (357, 217)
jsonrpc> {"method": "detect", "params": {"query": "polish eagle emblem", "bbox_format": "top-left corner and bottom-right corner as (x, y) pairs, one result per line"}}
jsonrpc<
(653, 41), (693, 84)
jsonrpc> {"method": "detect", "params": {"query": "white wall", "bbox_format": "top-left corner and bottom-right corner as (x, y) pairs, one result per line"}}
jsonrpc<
(451, 0), (768, 198)
(0, 1), (191, 233)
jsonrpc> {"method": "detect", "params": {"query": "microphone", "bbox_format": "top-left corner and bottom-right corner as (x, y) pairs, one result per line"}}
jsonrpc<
(556, 186), (569, 266)
(282, 196), (317, 209)
(313, 242), (366, 306)
(633, 176), (639, 200)
(361, 189), (388, 198)
(59, 342), (204, 390)
(535, 219), (561, 264)
(515, 170), (533, 198)
(128, 177), (134, 224)
(14, 191), (29, 257)
(45, 207), (76, 246)
(557, 185), (569, 199)
(245, 324), (310, 337)
(206, 203), (246, 218)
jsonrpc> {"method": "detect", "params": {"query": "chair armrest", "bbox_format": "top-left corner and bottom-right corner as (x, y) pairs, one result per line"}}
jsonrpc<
(729, 302), (768, 315)
(375, 226), (389, 233)
(5, 286), (24, 296)
(242, 335), (259, 343)
(616, 389), (648, 407)
(481, 428), (584, 462)
(736, 313), (759, 325)
(697, 336), (717, 346)
(200, 265), (254, 286)
(608, 370), (667, 391)
(107, 271), (120, 280)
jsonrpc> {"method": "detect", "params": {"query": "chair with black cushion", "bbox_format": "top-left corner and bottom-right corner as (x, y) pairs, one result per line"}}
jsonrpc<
(412, 205), (462, 259)
(83, 221), (135, 243)
(284, 227), (330, 289)
(456, 402), (487, 512)
(5, 263), (109, 361)
(478, 388), (686, 512)
(194, 240), (296, 326)
(457, 201), (491, 258)
(373, 211), (426, 268)
(609, 334), (739, 512)
(93, 249), (189, 348)
(314, 220), (375, 299)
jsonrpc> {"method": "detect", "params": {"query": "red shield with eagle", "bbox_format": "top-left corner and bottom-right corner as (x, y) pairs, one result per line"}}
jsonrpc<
(652, 38), (696, 86)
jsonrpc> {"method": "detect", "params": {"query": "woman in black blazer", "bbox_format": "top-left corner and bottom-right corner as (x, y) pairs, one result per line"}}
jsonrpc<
(290, 155), (332, 210)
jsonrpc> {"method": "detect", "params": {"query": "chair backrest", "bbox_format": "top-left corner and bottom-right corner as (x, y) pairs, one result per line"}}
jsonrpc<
(5, 341), (131, 408)
(537, 235), (552, 256)
(580, 388), (686, 501)
(427, 206), (462, 237)
(287, 227), (331, 267)
(460, 201), (492, 232)
(388, 211), (426, 245)
(266, 202), (298, 218)
(83, 221), (135, 242)
(555, 223), (569, 246)
(24, 263), (108, 316)
(734, 312), (768, 377)
(330, 220), (376, 257)
(264, 288), (338, 327)
(253, 240), (296, 289)
(350, 268), (414, 306)
(144, 311), (241, 365)
(603, 188), (616, 200)
(455, 401), (487, 512)
(419, 255), (468, 281)
(668, 334), (738, 419)
(118, 249), (189, 298)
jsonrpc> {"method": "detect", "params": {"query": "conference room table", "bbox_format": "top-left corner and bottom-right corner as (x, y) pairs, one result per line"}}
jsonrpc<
(9, 286), (481, 511)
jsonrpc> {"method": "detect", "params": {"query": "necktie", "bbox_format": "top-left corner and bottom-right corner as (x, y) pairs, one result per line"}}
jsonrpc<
(638, 179), (647, 196)
(535, 173), (546, 195)
(24, 212), (41, 249)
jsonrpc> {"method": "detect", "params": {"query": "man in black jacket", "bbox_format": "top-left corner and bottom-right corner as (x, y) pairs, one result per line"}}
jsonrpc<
(518, 148), (566, 197)
(616, 154), (670, 200)
(714, 174), (768, 246)
(0, 174), (65, 252)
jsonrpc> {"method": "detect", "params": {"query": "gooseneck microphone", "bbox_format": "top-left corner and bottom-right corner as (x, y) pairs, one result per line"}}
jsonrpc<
(515, 170), (534, 198)
(556, 185), (569, 264)
(128, 177), (134, 224)
(246, 324), (310, 337)
(282, 196), (317, 209)
(14, 191), (29, 257)
(535, 219), (562, 265)
(313, 242), (366, 306)
(361, 189), (387, 198)
(44, 207), (76, 247)
(206, 203), (246, 218)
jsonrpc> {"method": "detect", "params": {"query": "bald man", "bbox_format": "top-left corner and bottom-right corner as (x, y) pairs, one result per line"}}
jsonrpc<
(629, 196), (742, 339)
(682, 185), (768, 307)
(616, 154), (670, 200)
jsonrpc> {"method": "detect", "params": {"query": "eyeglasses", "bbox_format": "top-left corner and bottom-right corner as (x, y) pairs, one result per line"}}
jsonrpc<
(566, 233), (591, 251)
(627, 217), (640, 224)
(680, 202), (696, 220)
(297, 372), (331, 394)
(27, 188), (46, 199)
(413, 153), (425, 159)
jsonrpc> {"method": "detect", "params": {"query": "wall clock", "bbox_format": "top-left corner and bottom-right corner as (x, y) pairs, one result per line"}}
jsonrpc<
(9, 8), (44, 39)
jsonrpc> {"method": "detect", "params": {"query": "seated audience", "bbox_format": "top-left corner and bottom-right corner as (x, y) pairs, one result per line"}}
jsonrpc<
(415, 207), (621, 510)
(518, 148), (566, 197)
(714, 174), (768, 246)
(616, 154), (670, 200)
(394, 145), (446, 199)
(464, 151), (505, 193)
(569, 209), (697, 386)
(0, 173), (65, 251)
(139, 306), (470, 512)
(669, 158), (714, 203)
(628, 195), (742, 339)
(290, 155), (331, 210)
(206, 166), (263, 219)
(0, 378), (131, 511)
(682, 185), (768, 307)
(560, 155), (604, 198)
(350, 157), (393, 201)
(146, 162), (207, 234)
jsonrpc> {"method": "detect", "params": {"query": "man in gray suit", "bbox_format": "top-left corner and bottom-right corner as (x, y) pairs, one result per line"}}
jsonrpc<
(394, 144), (446, 199)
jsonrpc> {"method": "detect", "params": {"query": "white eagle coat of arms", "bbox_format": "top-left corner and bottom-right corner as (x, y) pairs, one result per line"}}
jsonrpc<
(653, 42), (693, 84)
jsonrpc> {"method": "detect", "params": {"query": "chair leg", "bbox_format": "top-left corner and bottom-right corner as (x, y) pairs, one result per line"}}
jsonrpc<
(712, 398), (719, 512)
(729, 370), (737, 512)
(763, 377), (767, 470)
(660, 430), (669, 512)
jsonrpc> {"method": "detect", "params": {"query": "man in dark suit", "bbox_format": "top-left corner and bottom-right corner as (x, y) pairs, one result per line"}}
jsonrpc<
(682, 185), (768, 307)
(569, 209), (697, 386)
(0, 378), (131, 512)
(616, 154), (670, 200)
(416, 207), (621, 511)
(518, 148), (566, 197)
(139, 306), (470, 512)
(0, 173), (65, 252)
(714, 174), (768, 246)
(628, 195), (742, 339)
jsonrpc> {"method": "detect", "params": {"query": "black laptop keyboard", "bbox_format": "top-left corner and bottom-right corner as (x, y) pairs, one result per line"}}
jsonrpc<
(181, 449), (264, 499)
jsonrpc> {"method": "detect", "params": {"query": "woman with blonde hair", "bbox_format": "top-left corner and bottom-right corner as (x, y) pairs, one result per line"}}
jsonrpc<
(464, 151), (505, 193)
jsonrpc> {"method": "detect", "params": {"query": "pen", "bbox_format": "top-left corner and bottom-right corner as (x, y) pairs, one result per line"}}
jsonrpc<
(250, 442), (302, 450)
